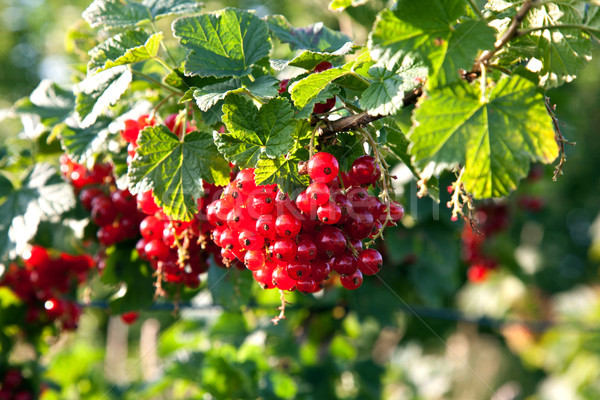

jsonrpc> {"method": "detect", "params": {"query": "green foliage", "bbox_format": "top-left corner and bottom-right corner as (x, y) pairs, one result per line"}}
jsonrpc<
(128, 125), (230, 220)
(173, 8), (272, 77)
(409, 75), (558, 198)
(88, 29), (163, 74)
(0, 165), (75, 265)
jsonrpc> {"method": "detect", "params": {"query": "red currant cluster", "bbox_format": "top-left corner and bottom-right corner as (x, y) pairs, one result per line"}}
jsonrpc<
(0, 246), (93, 330)
(79, 186), (144, 246)
(206, 152), (404, 293)
(461, 203), (509, 283)
(0, 367), (34, 400)
(59, 155), (113, 191)
(121, 114), (223, 289)
(134, 186), (222, 289)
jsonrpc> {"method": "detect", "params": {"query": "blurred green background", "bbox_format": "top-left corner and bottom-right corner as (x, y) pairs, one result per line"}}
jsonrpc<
(2, 0), (600, 399)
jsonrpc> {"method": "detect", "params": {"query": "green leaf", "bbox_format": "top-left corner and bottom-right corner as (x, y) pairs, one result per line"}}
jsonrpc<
(76, 66), (132, 128)
(59, 118), (112, 163)
(510, 3), (592, 88)
(369, 1), (494, 87)
(13, 80), (75, 128)
(328, 0), (370, 11)
(128, 126), (230, 220)
(0, 164), (75, 264)
(290, 67), (349, 108)
(264, 14), (352, 52)
(215, 95), (296, 168)
(193, 79), (241, 111)
(243, 75), (279, 98)
(173, 8), (272, 77)
(83, 0), (203, 30)
(88, 29), (163, 74)
(270, 372), (298, 400)
(253, 120), (312, 194)
(408, 76), (559, 198)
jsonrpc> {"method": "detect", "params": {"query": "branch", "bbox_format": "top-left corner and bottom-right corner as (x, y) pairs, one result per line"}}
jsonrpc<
(316, 87), (423, 136)
(476, 0), (537, 68)
(545, 97), (574, 181)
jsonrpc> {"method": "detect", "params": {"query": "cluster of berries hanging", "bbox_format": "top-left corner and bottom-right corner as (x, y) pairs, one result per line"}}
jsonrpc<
(0, 246), (93, 330)
(206, 152), (404, 293)
(461, 203), (509, 283)
(121, 114), (225, 289)
(0, 367), (35, 400)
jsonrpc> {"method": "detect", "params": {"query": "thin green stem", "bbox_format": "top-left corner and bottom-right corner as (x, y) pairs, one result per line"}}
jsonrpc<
(153, 55), (176, 75)
(132, 70), (182, 95)
(149, 92), (178, 121)
(518, 24), (600, 36)
(466, 0), (484, 19)
(244, 89), (265, 105)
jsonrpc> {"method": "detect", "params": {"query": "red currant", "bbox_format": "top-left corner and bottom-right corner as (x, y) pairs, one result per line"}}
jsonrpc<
(340, 270), (363, 290)
(357, 248), (383, 275)
(307, 152), (339, 184)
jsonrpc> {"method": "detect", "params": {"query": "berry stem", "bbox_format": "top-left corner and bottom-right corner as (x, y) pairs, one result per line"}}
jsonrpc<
(271, 290), (289, 325)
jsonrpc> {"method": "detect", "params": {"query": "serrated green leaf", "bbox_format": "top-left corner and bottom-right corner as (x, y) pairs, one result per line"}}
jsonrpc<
(264, 14), (352, 52)
(76, 66), (132, 128)
(369, 1), (493, 87)
(88, 29), (163, 74)
(409, 76), (559, 198)
(173, 8), (271, 78)
(216, 95), (296, 168)
(510, 3), (592, 88)
(290, 68), (349, 108)
(13, 80), (75, 128)
(0, 164), (75, 264)
(243, 75), (279, 98)
(59, 118), (112, 163)
(193, 79), (241, 111)
(254, 154), (310, 195)
(83, 0), (203, 30)
(128, 126), (230, 220)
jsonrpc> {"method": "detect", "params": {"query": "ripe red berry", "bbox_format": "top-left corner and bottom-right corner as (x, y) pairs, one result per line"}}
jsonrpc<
(296, 238), (318, 261)
(357, 249), (383, 275)
(110, 189), (137, 213)
(97, 225), (123, 246)
(467, 264), (489, 283)
(275, 213), (301, 238)
(144, 239), (170, 261)
(137, 191), (160, 215)
(350, 155), (381, 186)
(256, 214), (277, 239)
(287, 261), (312, 280)
(317, 201), (342, 224)
(244, 250), (265, 271)
(79, 187), (105, 210)
(315, 226), (346, 258)
(140, 215), (165, 240)
(121, 119), (140, 143)
(238, 230), (264, 251)
(3, 369), (24, 390)
(44, 298), (65, 320)
(234, 168), (257, 195)
(272, 266), (296, 291)
(272, 239), (297, 261)
(332, 253), (358, 275)
(307, 152), (339, 183)
(91, 198), (118, 226)
(121, 312), (139, 325)
(310, 260), (331, 281)
(296, 279), (318, 294)
(253, 265), (276, 289)
(340, 270), (363, 290)
(248, 193), (274, 216)
(313, 61), (333, 73)
(295, 190), (313, 214)
(22, 245), (50, 269)
(306, 182), (330, 206)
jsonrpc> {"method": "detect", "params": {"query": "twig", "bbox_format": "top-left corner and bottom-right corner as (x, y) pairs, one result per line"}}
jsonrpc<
(545, 97), (574, 181)
(467, 0), (484, 19)
(476, 0), (538, 68)
(317, 87), (422, 136)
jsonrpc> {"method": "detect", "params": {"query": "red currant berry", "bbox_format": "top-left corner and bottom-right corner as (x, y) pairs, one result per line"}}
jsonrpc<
(121, 119), (140, 143)
(253, 266), (276, 289)
(140, 215), (165, 240)
(144, 239), (171, 261)
(307, 152), (339, 184)
(238, 230), (265, 251)
(332, 253), (358, 275)
(313, 61), (333, 73)
(315, 226), (346, 258)
(22, 245), (50, 269)
(357, 248), (383, 275)
(311, 260), (331, 281)
(306, 182), (330, 206)
(256, 214), (277, 239)
(97, 225), (123, 246)
(296, 238), (318, 261)
(91, 198), (118, 226)
(295, 190), (313, 214)
(137, 191), (160, 215)
(244, 250), (265, 271)
(220, 229), (240, 252)
(121, 312), (139, 325)
(272, 266), (296, 291)
(333, 193), (354, 223)
(3, 369), (24, 390)
(79, 187), (104, 210)
(350, 155), (381, 186)
(278, 79), (290, 94)
(226, 208), (251, 231)
(340, 270), (363, 290)
(275, 213), (302, 238)
(234, 168), (257, 195)
(248, 193), (274, 216)
(44, 298), (65, 320)
(287, 261), (312, 280)
(110, 189), (137, 213)
(296, 279), (318, 294)
(272, 239), (297, 261)
(467, 263), (489, 283)
(317, 201), (342, 224)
